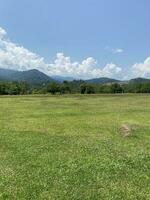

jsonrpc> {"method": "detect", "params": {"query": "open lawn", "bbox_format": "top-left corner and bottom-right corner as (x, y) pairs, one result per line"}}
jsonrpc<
(0, 94), (150, 200)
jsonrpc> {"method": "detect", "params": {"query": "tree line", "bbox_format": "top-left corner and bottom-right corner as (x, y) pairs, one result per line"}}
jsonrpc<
(0, 80), (150, 95)
(0, 81), (30, 95)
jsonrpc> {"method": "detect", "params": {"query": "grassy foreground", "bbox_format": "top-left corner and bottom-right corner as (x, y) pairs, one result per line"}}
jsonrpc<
(0, 94), (150, 200)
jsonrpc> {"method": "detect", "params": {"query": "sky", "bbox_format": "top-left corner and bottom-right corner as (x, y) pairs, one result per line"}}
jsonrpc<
(0, 0), (150, 79)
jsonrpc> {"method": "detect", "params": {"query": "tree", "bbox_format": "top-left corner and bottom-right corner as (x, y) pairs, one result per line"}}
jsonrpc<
(111, 83), (123, 93)
(47, 82), (60, 95)
(19, 82), (30, 94)
(0, 82), (7, 95)
(99, 85), (112, 93)
(80, 83), (87, 94)
(80, 83), (95, 94)
(86, 84), (95, 94)
(60, 81), (71, 94)
(60, 84), (66, 94)
(141, 82), (150, 93)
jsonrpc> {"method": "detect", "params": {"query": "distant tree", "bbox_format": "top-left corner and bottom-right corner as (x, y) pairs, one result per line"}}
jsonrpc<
(47, 82), (60, 95)
(125, 83), (142, 93)
(111, 83), (123, 93)
(60, 84), (66, 94)
(60, 81), (71, 94)
(99, 85), (112, 93)
(19, 82), (30, 94)
(80, 83), (87, 94)
(80, 83), (95, 94)
(0, 82), (7, 95)
(141, 82), (150, 93)
(8, 82), (20, 95)
(86, 84), (95, 94)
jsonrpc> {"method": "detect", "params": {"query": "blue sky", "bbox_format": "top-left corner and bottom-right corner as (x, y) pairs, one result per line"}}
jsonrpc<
(0, 0), (150, 79)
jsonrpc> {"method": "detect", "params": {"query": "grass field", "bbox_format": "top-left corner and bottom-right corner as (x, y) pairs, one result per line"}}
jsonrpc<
(0, 94), (150, 200)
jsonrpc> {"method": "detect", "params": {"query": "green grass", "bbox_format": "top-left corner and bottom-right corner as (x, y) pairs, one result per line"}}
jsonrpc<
(0, 94), (150, 200)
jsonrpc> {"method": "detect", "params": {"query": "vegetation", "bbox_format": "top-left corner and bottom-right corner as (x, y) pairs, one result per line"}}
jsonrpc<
(0, 80), (150, 95)
(80, 83), (95, 94)
(0, 94), (149, 199)
(0, 81), (30, 95)
(0, 68), (150, 95)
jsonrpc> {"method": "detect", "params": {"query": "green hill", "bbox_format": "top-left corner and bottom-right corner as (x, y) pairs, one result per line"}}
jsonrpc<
(0, 68), (54, 86)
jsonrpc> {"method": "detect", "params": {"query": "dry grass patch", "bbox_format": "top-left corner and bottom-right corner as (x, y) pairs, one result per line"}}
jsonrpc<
(120, 123), (138, 137)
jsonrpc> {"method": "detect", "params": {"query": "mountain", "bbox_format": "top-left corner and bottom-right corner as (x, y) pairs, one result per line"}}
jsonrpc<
(0, 68), (17, 80)
(0, 68), (54, 86)
(52, 75), (75, 82)
(86, 77), (121, 84)
(1, 68), (150, 86)
(129, 77), (150, 84)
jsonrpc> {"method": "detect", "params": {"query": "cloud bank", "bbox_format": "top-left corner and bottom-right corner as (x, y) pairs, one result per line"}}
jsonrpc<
(48, 53), (121, 79)
(132, 57), (150, 78)
(0, 27), (122, 79)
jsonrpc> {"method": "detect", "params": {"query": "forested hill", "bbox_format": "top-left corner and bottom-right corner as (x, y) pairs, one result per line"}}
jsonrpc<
(0, 68), (54, 86)
(0, 68), (150, 87)
(86, 77), (121, 84)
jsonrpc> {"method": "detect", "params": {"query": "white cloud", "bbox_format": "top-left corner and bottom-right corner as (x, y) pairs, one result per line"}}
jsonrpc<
(132, 57), (150, 77)
(105, 46), (124, 54)
(47, 53), (122, 79)
(0, 26), (122, 78)
(0, 28), (49, 72)
(0, 27), (6, 39)
(102, 63), (122, 77)
(112, 48), (124, 54)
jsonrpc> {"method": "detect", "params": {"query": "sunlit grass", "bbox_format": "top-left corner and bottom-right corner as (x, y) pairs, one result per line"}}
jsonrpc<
(0, 94), (150, 199)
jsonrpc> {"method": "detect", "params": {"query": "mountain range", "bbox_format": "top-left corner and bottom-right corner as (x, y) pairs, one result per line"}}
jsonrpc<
(0, 68), (149, 86)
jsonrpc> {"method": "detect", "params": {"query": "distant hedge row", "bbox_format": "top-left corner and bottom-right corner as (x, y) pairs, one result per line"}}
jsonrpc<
(0, 80), (150, 95)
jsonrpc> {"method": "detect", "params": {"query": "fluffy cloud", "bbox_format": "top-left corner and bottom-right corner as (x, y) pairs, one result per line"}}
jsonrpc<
(0, 27), (6, 39)
(47, 53), (121, 78)
(0, 26), (122, 78)
(132, 57), (150, 77)
(0, 30), (46, 71)
(102, 63), (122, 76)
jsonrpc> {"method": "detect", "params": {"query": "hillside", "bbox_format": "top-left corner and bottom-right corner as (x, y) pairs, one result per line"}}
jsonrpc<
(0, 68), (54, 86)
(129, 77), (150, 84)
(86, 77), (121, 84)
(52, 75), (74, 82)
